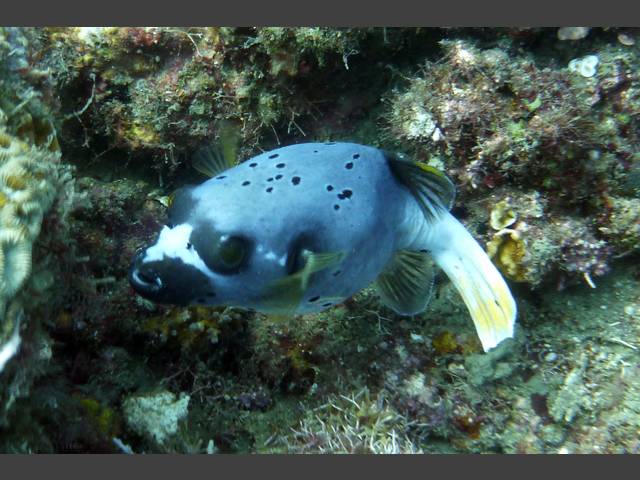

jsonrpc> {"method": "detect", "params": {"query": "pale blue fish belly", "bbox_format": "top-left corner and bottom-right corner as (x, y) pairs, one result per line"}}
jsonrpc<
(189, 142), (413, 314)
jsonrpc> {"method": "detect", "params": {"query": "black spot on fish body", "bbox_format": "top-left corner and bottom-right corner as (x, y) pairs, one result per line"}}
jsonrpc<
(345, 162), (354, 169)
(292, 176), (301, 185)
(269, 154), (280, 159)
(275, 174), (283, 180)
(309, 296), (320, 303)
(322, 302), (333, 307)
(216, 175), (226, 180)
(334, 205), (340, 210)
(249, 162), (258, 167)
(332, 270), (341, 277)
(242, 181), (251, 186)
(276, 163), (285, 169)
(267, 177), (274, 182)
(266, 187), (273, 193)
(337, 189), (353, 200)
(326, 185), (334, 192)
(352, 153), (360, 159)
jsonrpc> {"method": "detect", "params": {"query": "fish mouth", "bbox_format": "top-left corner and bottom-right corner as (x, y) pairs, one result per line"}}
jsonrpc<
(129, 252), (163, 297)
(128, 250), (216, 306)
(130, 267), (163, 294)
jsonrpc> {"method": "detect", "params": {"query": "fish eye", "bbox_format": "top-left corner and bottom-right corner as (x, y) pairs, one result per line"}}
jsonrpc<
(217, 235), (247, 270)
(190, 223), (252, 274)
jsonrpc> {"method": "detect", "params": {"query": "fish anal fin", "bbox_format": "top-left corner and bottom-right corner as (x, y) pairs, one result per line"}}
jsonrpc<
(265, 314), (292, 324)
(374, 249), (435, 316)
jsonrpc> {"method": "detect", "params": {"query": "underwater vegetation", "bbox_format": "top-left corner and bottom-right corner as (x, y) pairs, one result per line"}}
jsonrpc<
(0, 26), (639, 453)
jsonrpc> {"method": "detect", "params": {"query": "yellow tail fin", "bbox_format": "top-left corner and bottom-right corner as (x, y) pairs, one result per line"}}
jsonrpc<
(429, 212), (516, 351)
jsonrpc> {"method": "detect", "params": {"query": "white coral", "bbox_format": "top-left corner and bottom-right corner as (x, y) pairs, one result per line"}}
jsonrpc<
(123, 390), (191, 444)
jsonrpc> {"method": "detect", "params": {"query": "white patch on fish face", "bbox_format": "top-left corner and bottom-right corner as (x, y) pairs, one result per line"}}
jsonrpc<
(143, 223), (212, 276)
(256, 243), (286, 267)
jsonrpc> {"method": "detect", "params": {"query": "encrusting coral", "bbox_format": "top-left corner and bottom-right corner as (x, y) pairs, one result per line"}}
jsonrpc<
(0, 111), (63, 373)
(483, 192), (611, 288)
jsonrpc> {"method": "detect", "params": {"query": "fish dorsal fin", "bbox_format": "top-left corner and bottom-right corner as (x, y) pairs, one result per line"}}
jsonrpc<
(385, 152), (456, 220)
(261, 250), (345, 317)
(374, 249), (436, 316)
(192, 122), (240, 177)
(192, 145), (229, 178)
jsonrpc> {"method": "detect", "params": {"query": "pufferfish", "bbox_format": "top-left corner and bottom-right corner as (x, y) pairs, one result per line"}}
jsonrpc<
(129, 142), (516, 352)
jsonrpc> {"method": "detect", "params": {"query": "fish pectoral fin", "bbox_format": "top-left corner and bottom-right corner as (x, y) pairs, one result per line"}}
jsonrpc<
(298, 250), (346, 289)
(429, 211), (517, 352)
(192, 122), (239, 177)
(374, 249), (435, 316)
(261, 250), (345, 316)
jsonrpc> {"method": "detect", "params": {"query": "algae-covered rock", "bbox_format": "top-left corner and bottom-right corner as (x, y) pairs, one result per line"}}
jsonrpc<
(598, 196), (640, 254)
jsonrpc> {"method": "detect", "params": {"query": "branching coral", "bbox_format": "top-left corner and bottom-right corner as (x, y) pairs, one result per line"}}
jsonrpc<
(282, 388), (422, 453)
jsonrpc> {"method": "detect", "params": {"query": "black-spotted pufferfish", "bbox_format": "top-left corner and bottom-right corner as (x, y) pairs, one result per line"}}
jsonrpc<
(129, 142), (516, 351)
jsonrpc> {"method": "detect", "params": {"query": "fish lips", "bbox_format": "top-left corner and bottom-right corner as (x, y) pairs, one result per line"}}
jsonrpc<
(129, 251), (213, 306)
